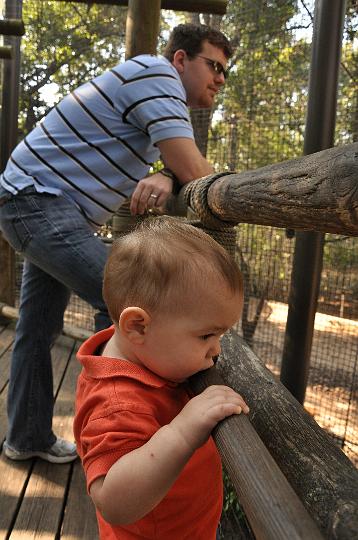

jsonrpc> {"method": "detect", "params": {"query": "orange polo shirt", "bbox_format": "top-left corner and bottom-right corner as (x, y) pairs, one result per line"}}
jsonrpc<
(74, 326), (223, 540)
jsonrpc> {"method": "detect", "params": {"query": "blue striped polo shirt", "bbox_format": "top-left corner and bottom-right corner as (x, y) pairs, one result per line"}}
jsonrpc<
(0, 55), (194, 228)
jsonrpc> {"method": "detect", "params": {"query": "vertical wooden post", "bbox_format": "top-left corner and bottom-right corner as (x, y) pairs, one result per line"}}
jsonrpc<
(0, 239), (16, 306)
(125, 0), (161, 59)
(0, 0), (22, 308)
(0, 0), (22, 170)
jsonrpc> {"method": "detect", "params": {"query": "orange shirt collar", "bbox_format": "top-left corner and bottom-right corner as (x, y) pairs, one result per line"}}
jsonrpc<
(77, 325), (177, 388)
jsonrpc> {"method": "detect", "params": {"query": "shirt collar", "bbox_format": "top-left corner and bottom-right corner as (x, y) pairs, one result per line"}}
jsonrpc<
(77, 326), (177, 388)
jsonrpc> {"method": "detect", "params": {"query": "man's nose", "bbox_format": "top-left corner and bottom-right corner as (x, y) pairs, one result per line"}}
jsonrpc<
(215, 71), (225, 85)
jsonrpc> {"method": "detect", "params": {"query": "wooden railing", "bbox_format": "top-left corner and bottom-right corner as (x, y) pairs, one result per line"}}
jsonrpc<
(190, 333), (358, 539)
(191, 367), (324, 540)
(0, 18), (25, 59)
(171, 142), (358, 237)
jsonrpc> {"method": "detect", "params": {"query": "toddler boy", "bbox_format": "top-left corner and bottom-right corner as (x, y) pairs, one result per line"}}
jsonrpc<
(74, 216), (249, 539)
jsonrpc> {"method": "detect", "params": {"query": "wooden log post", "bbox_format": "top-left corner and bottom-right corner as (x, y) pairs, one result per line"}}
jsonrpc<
(180, 142), (358, 236)
(0, 238), (16, 308)
(125, 0), (161, 59)
(192, 331), (358, 539)
(0, 0), (22, 310)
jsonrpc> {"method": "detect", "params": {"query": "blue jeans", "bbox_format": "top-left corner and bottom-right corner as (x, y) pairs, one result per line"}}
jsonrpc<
(0, 185), (111, 451)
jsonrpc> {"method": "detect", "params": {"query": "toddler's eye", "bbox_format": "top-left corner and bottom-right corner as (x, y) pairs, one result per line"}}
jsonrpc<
(200, 334), (213, 340)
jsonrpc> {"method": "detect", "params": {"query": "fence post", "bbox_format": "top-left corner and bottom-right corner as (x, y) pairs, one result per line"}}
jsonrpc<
(0, 0), (23, 309)
(125, 0), (161, 59)
(280, 0), (347, 402)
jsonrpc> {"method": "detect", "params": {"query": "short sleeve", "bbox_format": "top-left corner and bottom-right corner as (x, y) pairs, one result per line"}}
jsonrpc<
(80, 407), (160, 491)
(115, 62), (194, 145)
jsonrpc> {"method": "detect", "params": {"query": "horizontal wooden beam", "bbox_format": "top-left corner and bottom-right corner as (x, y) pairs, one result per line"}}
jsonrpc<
(202, 331), (358, 538)
(183, 142), (358, 236)
(0, 19), (25, 36)
(0, 45), (12, 59)
(190, 368), (324, 540)
(49, 0), (228, 14)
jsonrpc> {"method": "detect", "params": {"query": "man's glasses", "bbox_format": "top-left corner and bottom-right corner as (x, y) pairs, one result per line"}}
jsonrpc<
(196, 55), (228, 79)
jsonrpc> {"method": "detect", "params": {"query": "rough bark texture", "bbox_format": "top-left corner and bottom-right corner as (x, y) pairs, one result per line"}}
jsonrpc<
(210, 330), (358, 539)
(190, 369), (324, 540)
(205, 143), (358, 236)
(52, 0), (228, 15)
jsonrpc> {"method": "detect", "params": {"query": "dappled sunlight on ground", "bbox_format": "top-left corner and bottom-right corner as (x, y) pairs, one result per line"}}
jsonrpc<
(249, 300), (358, 466)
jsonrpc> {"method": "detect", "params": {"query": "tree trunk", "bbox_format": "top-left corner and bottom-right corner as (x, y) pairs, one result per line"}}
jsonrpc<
(190, 109), (212, 157)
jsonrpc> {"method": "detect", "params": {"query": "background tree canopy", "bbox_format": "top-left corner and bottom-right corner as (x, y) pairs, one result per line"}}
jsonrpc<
(17, 0), (357, 159)
(19, 1), (127, 134)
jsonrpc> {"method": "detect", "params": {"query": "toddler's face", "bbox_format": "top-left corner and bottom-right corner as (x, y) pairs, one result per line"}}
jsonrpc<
(138, 283), (242, 383)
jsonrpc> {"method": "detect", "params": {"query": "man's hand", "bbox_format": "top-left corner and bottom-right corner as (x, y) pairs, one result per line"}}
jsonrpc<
(170, 385), (249, 452)
(130, 173), (173, 216)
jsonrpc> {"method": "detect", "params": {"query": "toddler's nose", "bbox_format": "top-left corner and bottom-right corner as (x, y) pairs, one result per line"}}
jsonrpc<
(211, 340), (221, 358)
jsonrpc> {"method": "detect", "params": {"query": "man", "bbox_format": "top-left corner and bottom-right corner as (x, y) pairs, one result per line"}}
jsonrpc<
(0, 23), (231, 463)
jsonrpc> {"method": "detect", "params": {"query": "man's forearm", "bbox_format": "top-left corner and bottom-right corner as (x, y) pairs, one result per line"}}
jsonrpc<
(157, 138), (214, 184)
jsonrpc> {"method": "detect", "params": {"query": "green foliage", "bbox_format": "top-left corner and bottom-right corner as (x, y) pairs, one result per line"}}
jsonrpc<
(324, 236), (358, 270)
(204, 1), (357, 172)
(206, 1), (312, 170)
(222, 469), (243, 516)
(19, 0), (127, 135)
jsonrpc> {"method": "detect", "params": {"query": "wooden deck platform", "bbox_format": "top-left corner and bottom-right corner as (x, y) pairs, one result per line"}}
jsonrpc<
(0, 320), (99, 539)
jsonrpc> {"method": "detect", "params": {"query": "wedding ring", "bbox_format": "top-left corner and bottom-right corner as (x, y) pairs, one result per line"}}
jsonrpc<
(149, 194), (158, 199)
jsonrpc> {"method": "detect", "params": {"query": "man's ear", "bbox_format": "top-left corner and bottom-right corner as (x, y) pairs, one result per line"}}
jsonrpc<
(119, 307), (151, 344)
(172, 49), (186, 74)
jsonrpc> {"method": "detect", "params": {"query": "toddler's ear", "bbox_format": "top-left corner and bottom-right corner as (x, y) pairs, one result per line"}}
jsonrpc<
(119, 307), (150, 344)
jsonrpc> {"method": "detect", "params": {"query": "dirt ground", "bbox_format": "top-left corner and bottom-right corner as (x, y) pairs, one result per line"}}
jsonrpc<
(249, 300), (358, 466)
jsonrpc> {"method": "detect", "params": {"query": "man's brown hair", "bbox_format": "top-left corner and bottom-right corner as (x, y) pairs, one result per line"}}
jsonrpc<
(103, 216), (242, 323)
(163, 23), (233, 62)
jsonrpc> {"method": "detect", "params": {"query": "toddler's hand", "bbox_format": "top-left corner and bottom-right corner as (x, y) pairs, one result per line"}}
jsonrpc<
(170, 385), (249, 452)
